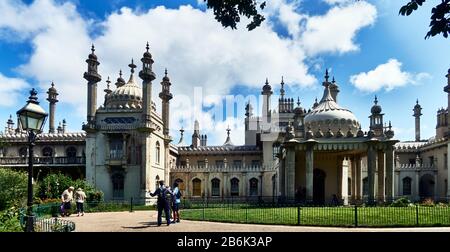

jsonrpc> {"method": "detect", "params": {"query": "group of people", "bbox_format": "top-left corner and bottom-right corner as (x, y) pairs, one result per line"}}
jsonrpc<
(60, 186), (86, 217)
(149, 180), (182, 226)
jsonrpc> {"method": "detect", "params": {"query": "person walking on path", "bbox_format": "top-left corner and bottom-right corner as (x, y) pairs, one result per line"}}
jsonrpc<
(171, 182), (181, 223)
(75, 188), (86, 217)
(150, 181), (173, 226)
(61, 186), (74, 217)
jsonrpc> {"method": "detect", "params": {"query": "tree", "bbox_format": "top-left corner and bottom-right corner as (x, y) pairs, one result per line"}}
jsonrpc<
(202, 0), (266, 30)
(399, 0), (450, 39)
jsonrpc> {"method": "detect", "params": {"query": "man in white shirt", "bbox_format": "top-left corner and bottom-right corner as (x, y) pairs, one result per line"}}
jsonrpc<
(61, 186), (74, 217)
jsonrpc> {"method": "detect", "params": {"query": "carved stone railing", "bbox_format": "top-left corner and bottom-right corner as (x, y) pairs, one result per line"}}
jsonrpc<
(171, 164), (277, 172)
(0, 156), (85, 165)
(395, 163), (436, 170)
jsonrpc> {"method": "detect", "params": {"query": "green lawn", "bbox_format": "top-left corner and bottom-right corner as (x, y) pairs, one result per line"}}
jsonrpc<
(181, 206), (450, 227)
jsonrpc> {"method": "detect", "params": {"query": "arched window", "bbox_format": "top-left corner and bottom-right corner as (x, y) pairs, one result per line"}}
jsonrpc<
(249, 178), (258, 196)
(192, 178), (202, 197)
(66, 147), (77, 163)
(42, 147), (53, 157)
(155, 175), (160, 190)
(230, 178), (239, 196)
(211, 178), (220, 197)
(19, 147), (27, 157)
(155, 142), (160, 164)
(362, 177), (368, 196)
(112, 173), (124, 199)
(403, 177), (412, 195)
(175, 178), (185, 191)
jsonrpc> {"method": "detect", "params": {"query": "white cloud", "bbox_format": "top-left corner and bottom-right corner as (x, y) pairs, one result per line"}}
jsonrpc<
(300, 1), (377, 56)
(0, 73), (29, 107)
(349, 59), (430, 92)
(323, 0), (353, 5)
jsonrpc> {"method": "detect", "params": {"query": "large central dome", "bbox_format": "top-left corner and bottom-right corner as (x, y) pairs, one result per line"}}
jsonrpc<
(304, 84), (360, 134)
(106, 73), (142, 109)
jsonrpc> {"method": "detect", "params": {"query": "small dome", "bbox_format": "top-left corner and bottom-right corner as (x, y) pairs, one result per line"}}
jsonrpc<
(262, 78), (272, 93)
(371, 96), (382, 114)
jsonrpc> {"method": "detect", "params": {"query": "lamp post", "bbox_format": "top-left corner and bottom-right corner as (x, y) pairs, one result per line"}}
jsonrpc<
(17, 88), (48, 232)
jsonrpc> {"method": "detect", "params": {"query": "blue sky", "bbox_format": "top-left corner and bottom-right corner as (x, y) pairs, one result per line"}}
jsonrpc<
(0, 0), (448, 145)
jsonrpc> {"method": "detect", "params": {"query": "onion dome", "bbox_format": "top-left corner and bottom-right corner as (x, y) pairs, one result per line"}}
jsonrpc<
(162, 68), (170, 82)
(143, 42), (152, 59)
(106, 59), (142, 109)
(385, 121), (395, 139)
(294, 97), (304, 115)
(367, 129), (375, 138)
(304, 80), (360, 135)
(88, 44), (97, 60)
(262, 78), (272, 94)
(356, 126), (364, 137)
(371, 96), (382, 114)
(312, 98), (319, 109)
(115, 70), (126, 88)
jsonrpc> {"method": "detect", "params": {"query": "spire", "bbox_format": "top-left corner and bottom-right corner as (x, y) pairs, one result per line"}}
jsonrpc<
(319, 81), (335, 103)
(297, 97), (300, 107)
(280, 76), (285, 98)
(332, 76), (335, 83)
(104, 76), (112, 94)
(177, 127), (185, 145)
(223, 126), (234, 146)
(325, 69), (329, 83)
(262, 77), (272, 94)
(245, 101), (253, 117)
(129, 58), (136, 74)
(116, 70), (125, 88)
(371, 95), (382, 114)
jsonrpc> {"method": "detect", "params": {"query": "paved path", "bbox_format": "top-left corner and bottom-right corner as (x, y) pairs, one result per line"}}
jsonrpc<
(67, 211), (450, 232)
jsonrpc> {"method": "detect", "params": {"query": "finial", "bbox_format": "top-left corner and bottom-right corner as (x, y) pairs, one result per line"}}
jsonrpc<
(281, 76), (284, 85)
(265, 77), (269, 85)
(119, 69), (123, 78)
(325, 69), (329, 82)
(388, 120), (392, 129)
(165, 68), (168, 77)
(129, 59), (136, 74)
(106, 76), (111, 89)
(146, 41), (150, 52)
(416, 99), (419, 104)
(332, 76), (335, 83)
(28, 88), (39, 104)
(51, 81), (54, 87)
(226, 125), (231, 136)
(297, 97), (300, 106)
(91, 44), (95, 54)
(374, 95), (378, 104)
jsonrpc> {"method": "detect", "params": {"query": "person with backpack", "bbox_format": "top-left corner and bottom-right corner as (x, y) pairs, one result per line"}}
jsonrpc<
(171, 182), (181, 223)
(150, 180), (172, 226)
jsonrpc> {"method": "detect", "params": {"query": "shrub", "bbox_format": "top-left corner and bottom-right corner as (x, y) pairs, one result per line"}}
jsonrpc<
(390, 197), (412, 207)
(420, 198), (435, 207)
(0, 207), (22, 232)
(0, 168), (27, 211)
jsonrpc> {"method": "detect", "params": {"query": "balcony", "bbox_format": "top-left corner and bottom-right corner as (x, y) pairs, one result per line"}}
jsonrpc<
(109, 150), (124, 160)
(0, 156), (85, 166)
(170, 164), (277, 172)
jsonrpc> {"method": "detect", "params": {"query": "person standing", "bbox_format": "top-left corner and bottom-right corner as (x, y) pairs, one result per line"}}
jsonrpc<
(61, 186), (74, 217)
(75, 188), (86, 217)
(150, 181), (172, 226)
(171, 182), (181, 223)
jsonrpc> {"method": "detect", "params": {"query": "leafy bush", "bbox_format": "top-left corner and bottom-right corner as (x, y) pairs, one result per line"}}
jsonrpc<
(0, 168), (27, 210)
(0, 207), (22, 232)
(390, 197), (412, 207)
(420, 198), (435, 207)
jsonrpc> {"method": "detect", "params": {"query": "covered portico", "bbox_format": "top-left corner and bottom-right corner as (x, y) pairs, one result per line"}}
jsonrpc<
(280, 138), (398, 205)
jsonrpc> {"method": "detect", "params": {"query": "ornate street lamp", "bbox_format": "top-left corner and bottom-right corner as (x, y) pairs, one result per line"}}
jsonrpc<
(17, 88), (48, 232)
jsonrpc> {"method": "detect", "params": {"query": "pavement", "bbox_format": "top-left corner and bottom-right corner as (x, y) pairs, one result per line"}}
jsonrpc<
(66, 210), (450, 232)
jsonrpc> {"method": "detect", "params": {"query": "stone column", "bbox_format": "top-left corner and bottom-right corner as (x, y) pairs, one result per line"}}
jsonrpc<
(385, 145), (395, 202)
(415, 171), (420, 201)
(367, 143), (377, 204)
(279, 156), (286, 198)
(434, 172), (438, 201)
(351, 157), (356, 202)
(377, 151), (385, 202)
(285, 146), (296, 200)
(340, 157), (349, 205)
(356, 156), (362, 201)
(305, 142), (315, 203)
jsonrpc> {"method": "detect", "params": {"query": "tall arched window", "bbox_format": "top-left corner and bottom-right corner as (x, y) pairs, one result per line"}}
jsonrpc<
(112, 173), (124, 199)
(66, 147), (77, 163)
(155, 175), (160, 190)
(19, 147), (27, 157)
(249, 178), (258, 196)
(362, 177), (368, 196)
(155, 141), (160, 164)
(192, 178), (202, 197)
(211, 178), (220, 197)
(42, 147), (53, 157)
(403, 177), (412, 195)
(230, 178), (239, 196)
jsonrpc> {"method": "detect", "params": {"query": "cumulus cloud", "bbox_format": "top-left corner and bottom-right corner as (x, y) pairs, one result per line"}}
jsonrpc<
(300, 1), (377, 56)
(349, 59), (430, 92)
(323, 0), (354, 5)
(0, 73), (30, 107)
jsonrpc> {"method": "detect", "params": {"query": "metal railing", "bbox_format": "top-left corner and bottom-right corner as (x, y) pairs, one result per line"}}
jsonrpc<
(179, 197), (450, 227)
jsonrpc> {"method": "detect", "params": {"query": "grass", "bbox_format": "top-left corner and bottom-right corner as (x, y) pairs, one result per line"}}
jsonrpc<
(181, 206), (450, 227)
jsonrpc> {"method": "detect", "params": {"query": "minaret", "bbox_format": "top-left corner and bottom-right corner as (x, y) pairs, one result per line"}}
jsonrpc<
(115, 70), (125, 88)
(261, 78), (273, 125)
(369, 96), (384, 137)
(159, 68), (173, 136)
(6, 115), (14, 134)
(62, 119), (67, 133)
(103, 77), (112, 107)
(413, 99), (422, 141)
(83, 44), (101, 129)
(192, 119), (201, 148)
(46, 82), (58, 133)
(139, 42), (156, 129)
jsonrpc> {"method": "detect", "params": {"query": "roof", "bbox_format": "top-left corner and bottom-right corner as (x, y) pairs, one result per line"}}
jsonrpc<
(178, 145), (261, 155)
(0, 132), (86, 142)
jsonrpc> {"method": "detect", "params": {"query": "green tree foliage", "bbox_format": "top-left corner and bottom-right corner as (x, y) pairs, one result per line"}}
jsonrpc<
(399, 0), (450, 38)
(202, 0), (266, 30)
(0, 168), (27, 210)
